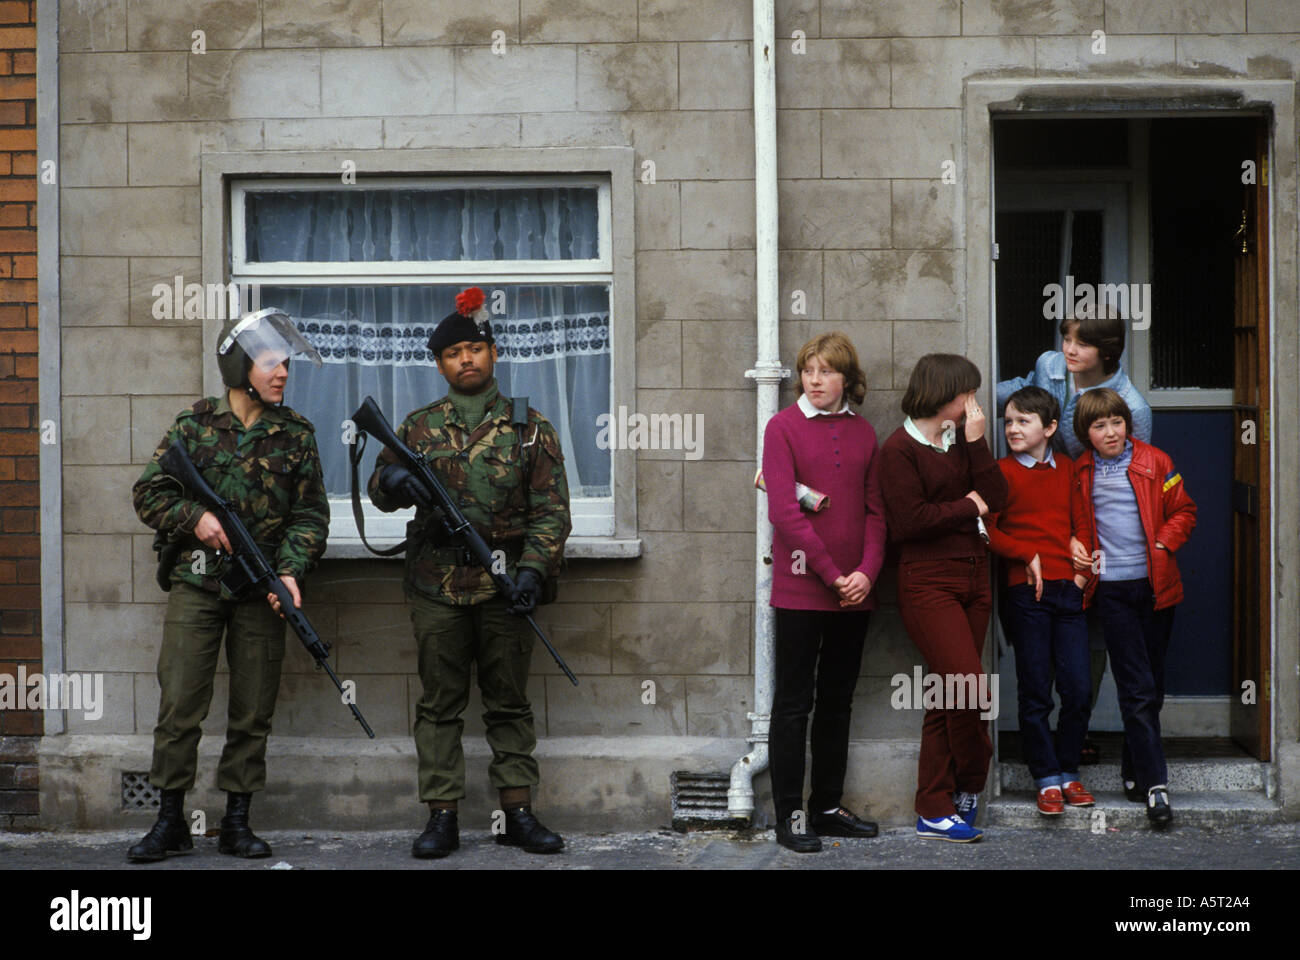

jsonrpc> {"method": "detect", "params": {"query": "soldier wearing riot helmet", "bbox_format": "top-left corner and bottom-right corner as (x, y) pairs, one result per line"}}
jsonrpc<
(368, 286), (572, 859)
(128, 308), (330, 863)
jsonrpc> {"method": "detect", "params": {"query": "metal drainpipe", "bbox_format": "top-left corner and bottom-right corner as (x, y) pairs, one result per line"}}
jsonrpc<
(730, 0), (785, 823)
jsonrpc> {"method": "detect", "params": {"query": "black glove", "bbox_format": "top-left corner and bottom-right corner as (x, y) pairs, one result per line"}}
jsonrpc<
(508, 567), (543, 616)
(378, 464), (433, 510)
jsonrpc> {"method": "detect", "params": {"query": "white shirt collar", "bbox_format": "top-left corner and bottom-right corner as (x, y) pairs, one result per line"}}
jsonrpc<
(1014, 449), (1056, 469)
(797, 393), (852, 418)
(904, 416), (954, 452)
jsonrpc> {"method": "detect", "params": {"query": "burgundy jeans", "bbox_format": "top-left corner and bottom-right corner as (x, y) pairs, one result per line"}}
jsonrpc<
(897, 556), (994, 819)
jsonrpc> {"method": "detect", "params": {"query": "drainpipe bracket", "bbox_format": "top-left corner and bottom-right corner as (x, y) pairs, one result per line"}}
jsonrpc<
(744, 363), (790, 385)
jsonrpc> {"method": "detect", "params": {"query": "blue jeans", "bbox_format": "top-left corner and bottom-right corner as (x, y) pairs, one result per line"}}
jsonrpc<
(999, 580), (1091, 787)
(1095, 579), (1175, 790)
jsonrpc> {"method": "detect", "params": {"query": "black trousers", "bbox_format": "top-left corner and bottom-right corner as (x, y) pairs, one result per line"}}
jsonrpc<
(770, 607), (871, 822)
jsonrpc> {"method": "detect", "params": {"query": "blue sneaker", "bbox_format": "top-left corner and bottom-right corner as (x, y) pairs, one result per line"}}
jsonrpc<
(915, 815), (983, 842)
(954, 791), (979, 826)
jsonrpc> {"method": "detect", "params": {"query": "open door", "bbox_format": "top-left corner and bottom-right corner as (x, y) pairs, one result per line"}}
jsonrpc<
(1230, 116), (1272, 760)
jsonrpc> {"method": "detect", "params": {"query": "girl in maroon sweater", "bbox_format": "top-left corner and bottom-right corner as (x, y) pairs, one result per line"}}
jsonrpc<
(762, 333), (886, 853)
(879, 354), (1008, 842)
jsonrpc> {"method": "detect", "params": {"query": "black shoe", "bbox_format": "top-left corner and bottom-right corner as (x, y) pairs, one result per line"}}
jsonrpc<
(412, 809), (459, 859)
(1080, 736), (1100, 765)
(1124, 780), (1145, 803)
(127, 788), (193, 863)
(496, 806), (563, 853)
(811, 806), (878, 838)
(1146, 787), (1173, 827)
(775, 814), (822, 853)
(218, 791), (272, 858)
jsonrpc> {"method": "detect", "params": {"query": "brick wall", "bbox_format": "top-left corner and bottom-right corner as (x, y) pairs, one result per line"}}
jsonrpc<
(0, 0), (38, 831)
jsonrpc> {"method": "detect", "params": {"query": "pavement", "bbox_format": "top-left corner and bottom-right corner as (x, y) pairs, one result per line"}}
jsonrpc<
(3, 821), (1299, 870)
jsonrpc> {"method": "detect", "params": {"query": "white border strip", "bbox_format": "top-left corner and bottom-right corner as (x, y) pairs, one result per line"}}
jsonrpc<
(37, 0), (63, 734)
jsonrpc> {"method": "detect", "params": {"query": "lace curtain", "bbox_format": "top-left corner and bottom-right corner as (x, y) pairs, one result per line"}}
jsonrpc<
(240, 187), (612, 500)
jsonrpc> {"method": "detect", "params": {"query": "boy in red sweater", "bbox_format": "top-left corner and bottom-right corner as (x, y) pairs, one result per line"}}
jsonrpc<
(986, 387), (1096, 815)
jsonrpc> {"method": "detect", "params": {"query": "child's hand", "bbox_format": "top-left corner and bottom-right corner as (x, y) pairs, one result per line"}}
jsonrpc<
(1073, 573), (1088, 591)
(1069, 535), (1092, 571)
(1155, 541), (1167, 551)
(835, 571), (872, 606)
(965, 490), (989, 517)
(1026, 553), (1043, 602)
(963, 394), (986, 441)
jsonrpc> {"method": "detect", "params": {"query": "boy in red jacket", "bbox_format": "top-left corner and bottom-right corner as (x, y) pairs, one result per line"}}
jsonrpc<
(986, 387), (1096, 816)
(1071, 388), (1196, 826)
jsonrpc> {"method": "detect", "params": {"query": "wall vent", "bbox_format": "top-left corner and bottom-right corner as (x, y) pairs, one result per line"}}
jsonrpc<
(670, 771), (734, 831)
(121, 772), (160, 812)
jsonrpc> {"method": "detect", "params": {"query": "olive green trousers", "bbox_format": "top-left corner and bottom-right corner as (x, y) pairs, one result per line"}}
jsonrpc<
(409, 591), (539, 802)
(149, 583), (285, 794)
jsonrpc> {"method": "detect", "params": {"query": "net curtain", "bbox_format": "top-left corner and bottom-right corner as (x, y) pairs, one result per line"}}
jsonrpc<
(241, 188), (610, 499)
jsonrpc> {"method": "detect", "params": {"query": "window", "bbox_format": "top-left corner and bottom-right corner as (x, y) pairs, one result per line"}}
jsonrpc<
(230, 176), (615, 542)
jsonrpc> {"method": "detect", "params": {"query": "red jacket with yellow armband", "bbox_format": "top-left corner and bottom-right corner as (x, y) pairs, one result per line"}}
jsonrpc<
(1074, 437), (1197, 611)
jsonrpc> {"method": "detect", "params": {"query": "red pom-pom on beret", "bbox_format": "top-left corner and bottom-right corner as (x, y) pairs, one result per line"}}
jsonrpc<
(455, 286), (486, 316)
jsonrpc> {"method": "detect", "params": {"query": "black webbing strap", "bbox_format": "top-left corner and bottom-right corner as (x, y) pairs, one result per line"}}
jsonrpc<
(512, 396), (533, 479)
(349, 430), (409, 556)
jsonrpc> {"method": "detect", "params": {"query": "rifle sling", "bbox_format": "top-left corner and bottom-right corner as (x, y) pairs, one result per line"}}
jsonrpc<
(350, 430), (409, 557)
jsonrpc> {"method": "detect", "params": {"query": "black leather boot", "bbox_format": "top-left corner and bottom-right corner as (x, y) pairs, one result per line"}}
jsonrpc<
(412, 808), (459, 859)
(127, 788), (193, 863)
(218, 791), (272, 858)
(496, 806), (564, 853)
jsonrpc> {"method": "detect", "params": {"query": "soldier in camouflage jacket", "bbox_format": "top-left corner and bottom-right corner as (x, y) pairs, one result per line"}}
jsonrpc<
(126, 309), (328, 865)
(134, 394), (329, 593)
(366, 387), (570, 605)
(368, 286), (571, 859)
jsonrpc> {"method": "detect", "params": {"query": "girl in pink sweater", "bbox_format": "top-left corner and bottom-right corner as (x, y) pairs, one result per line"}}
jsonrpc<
(761, 332), (886, 853)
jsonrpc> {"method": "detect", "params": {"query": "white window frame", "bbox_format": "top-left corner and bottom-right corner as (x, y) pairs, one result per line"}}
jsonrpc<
(231, 175), (613, 277)
(229, 173), (616, 546)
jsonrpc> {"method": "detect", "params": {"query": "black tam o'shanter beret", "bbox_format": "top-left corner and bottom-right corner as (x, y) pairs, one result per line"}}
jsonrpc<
(427, 286), (495, 356)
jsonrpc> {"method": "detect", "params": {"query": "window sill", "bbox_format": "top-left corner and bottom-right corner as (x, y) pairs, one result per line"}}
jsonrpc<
(321, 536), (642, 561)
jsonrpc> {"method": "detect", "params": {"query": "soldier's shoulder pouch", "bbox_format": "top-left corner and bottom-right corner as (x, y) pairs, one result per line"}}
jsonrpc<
(151, 529), (183, 592)
(538, 571), (559, 605)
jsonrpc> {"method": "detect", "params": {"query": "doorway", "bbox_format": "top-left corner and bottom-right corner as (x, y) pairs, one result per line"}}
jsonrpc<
(989, 114), (1272, 762)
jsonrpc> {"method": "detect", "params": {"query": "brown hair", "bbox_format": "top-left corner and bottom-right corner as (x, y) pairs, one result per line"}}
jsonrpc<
(1060, 304), (1125, 377)
(796, 332), (867, 405)
(1004, 385), (1059, 429)
(1073, 387), (1133, 450)
(900, 353), (981, 419)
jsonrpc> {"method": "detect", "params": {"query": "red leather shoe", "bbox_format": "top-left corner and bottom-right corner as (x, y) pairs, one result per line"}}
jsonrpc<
(1061, 781), (1095, 806)
(1037, 787), (1065, 816)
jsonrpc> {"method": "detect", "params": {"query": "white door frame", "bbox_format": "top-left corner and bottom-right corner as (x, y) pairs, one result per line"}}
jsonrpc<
(967, 79), (1296, 793)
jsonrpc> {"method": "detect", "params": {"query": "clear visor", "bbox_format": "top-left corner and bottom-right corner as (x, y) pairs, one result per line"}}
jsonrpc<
(220, 308), (322, 371)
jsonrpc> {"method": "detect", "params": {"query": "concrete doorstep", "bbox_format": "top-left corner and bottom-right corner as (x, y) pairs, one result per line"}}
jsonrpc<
(987, 791), (1284, 829)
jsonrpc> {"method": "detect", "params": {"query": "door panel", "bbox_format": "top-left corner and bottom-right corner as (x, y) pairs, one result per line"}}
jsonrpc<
(1153, 411), (1234, 695)
(1229, 118), (1272, 760)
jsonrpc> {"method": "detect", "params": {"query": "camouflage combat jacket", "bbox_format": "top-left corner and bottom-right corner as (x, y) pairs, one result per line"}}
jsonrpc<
(367, 382), (571, 605)
(132, 394), (329, 595)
